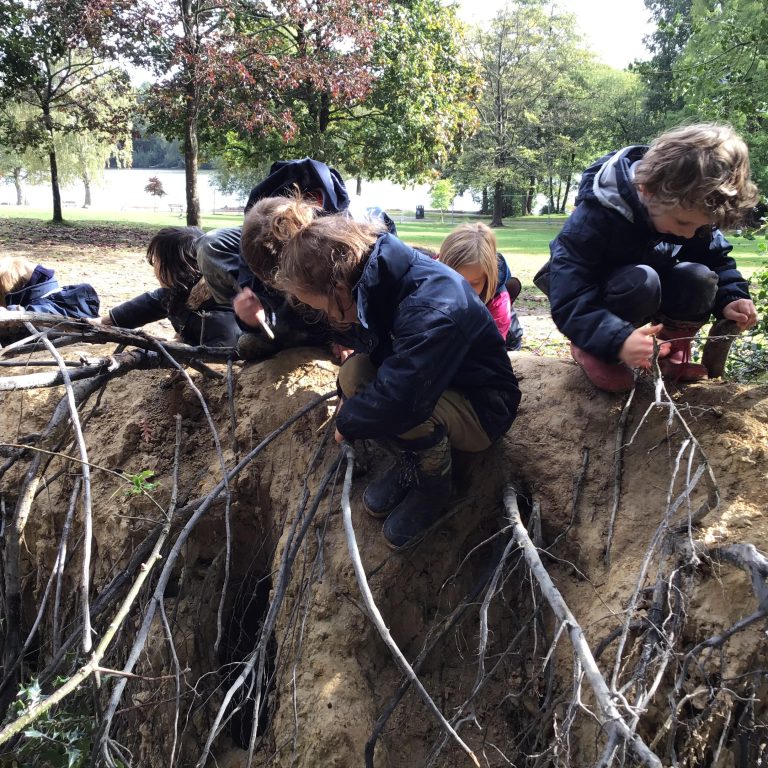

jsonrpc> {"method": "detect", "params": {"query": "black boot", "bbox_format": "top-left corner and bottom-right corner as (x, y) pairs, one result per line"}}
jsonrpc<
(382, 437), (452, 550)
(701, 318), (740, 378)
(363, 449), (415, 519)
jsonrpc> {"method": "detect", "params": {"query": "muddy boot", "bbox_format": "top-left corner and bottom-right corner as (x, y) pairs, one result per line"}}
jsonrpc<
(701, 318), (740, 378)
(656, 317), (708, 382)
(382, 436), (452, 550)
(363, 448), (415, 519)
(570, 342), (635, 393)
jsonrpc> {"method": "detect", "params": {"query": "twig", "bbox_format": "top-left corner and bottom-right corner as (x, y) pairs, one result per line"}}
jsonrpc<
(503, 485), (662, 768)
(341, 443), (481, 768)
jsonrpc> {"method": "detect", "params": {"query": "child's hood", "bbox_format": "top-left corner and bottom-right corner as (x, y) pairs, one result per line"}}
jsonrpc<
(577, 145), (648, 224)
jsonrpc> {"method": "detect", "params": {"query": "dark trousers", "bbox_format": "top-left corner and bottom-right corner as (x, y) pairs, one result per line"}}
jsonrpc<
(602, 262), (718, 325)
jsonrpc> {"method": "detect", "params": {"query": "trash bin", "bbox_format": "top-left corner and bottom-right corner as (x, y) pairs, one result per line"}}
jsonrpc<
(415, 205), (425, 220)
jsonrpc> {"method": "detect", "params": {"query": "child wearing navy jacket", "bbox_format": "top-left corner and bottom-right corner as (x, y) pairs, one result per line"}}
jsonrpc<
(536, 123), (759, 392)
(258, 197), (521, 549)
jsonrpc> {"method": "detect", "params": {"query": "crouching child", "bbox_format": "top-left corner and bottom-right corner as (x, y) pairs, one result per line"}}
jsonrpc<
(265, 197), (521, 550)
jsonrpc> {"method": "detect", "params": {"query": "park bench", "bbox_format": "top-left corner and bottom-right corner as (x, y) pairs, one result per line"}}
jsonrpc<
(168, 203), (185, 216)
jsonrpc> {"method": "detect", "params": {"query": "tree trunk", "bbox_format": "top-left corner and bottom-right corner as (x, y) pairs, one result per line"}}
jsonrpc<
(82, 171), (91, 208)
(13, 168), (22, 205)
(490, 180), (504, 227)
(525, 176), (535, 216)
(184, 95), (200, 227)
(43, 109), (62, 223)
(356, 176), (362, 196)
(482, 186), (488, 215)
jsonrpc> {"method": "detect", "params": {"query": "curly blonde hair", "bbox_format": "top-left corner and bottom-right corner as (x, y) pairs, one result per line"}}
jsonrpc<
(439, 222), (498, 303)
(240, 194), (319, 286)
(634, 123), (759, 229)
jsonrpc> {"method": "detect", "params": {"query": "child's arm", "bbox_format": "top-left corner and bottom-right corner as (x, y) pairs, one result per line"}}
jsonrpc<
(486, 290), (511, 339)
(106, 289), (169, 329)
(722, 298), (757, 329)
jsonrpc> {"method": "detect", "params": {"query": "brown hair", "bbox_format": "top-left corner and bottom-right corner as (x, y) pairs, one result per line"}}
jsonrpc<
(634, 123), (759, 228)
(240, 194), (318, 286)
(0, 256), (36, 306)
(439, 222), (498, 303)
(145, 226), (204, 312)
(274, 203), (384, 308)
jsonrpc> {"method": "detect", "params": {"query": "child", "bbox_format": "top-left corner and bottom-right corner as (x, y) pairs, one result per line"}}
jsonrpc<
(439, 222), (523, 350)
(0, 255), (99, 318)
(535, 123), (759, 392)
(261, 197), (521, 550)
(101, 227), (242, 348)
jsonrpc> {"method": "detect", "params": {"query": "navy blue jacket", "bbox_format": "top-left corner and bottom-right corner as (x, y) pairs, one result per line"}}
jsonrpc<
(109, 288), (241, 348)
(543, 146), (750, 362)
(336, 234), (521, 442)
(6, 266), (99, 318)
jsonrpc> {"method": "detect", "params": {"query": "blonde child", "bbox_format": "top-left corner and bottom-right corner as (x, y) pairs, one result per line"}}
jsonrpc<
(439, 222), (523, 350)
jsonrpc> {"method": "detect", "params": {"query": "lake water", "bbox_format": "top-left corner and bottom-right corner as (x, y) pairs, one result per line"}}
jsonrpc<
(0, 167), (479, 214)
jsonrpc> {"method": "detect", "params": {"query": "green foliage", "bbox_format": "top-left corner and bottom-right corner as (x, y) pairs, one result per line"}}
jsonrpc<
(8, 679), (93, 768)
(123, 469), (158, 496)
(429, 179), (456, 221)
(726, 244), (768, 382)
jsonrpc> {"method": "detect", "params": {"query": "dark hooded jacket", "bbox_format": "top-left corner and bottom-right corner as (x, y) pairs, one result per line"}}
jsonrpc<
(6, 265), (99, 318)
(336, 234), (521, 443)
(539, 146), (750, 362)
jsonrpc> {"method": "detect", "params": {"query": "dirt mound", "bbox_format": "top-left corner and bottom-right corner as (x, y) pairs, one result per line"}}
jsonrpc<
(1, 350), (766, 767)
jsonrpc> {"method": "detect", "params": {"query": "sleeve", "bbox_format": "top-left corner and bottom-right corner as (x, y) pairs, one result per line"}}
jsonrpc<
(548, 204), (635, 363)
(196, 227), (252, 304)
(336, 304), (473, 441)
(486, 290), (511, 339)
(108, 288), (169, 328)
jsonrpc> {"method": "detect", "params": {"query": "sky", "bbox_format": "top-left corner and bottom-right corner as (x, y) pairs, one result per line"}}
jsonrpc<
(456, 0), (655, 70)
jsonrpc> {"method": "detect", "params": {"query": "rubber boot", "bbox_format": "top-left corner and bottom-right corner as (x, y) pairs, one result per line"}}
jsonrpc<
(382, 436), (453, 550)
(236, 332), (278, 361)
(701, 318), (740, 378)
(570, 342), (635, 393)
(363, 447), (415, 519)
(656, 317), (708, 382)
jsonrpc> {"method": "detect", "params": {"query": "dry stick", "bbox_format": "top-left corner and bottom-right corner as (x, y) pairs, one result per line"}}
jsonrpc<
(96, 393), (335, 761)
(226, 358), (238, 455)
(0, 374), (105, 706)
(503, 485), (663, 768)
(33, 324), (96, 655)
(52, 478), (82, 653)
(146, 338), (233, 655)
(202, 457), (342, 768)
(157, 416), (184, 768)
(604, 386), (636, 566)
(340, 443), (481, 768)
(0, 456), (177, 746)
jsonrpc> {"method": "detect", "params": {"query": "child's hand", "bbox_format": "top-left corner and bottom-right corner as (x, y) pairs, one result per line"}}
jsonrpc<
(722, 298), (757, 330)
(619, 323), (667, 369)
(233, 287), (266, 328)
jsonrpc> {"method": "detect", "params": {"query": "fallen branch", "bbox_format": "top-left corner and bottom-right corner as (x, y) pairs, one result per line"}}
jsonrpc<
(503, 485), (662, 768)
(341, 443), (481, 768)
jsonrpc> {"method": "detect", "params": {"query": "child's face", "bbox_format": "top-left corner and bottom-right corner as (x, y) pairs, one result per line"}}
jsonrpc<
(644, 201), (712, 239)
(454, 263), (487, 297)
(292, 285), (358, 325)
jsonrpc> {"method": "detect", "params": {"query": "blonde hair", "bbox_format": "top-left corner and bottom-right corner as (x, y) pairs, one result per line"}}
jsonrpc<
(274, 203), (383, 305)
(241, 194), (318, 286)
(0, 256), (36, 306)
(634, 123), (759, 228)
(439, 222), (498, 303)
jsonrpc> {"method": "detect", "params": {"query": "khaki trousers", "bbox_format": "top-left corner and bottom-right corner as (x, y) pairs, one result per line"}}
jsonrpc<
(337, 354), (492, 453)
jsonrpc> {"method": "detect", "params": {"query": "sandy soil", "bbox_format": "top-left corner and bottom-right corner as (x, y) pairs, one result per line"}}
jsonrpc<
(1, 221), (766, 767)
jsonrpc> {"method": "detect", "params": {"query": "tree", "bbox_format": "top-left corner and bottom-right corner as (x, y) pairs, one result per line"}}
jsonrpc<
(144, 175), (166, 211)
(213, 0), (478, 193)
(430, 179), (456, 222)
(0, 102), (49, 204)
(455, 1), (584, 226)
(669, 0), (768, 192)
(0, 0), (142, 222)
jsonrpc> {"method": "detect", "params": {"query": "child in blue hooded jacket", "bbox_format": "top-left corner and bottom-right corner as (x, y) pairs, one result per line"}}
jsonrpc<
(536, 123), (759, 392)
(258, 196), (521, 550)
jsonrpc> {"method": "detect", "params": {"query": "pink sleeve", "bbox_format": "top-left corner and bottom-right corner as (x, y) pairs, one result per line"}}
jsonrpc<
(486, 290), (511, 339)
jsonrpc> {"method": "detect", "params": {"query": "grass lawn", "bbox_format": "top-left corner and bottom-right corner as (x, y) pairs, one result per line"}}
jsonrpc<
(2, 207), (766, 284)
